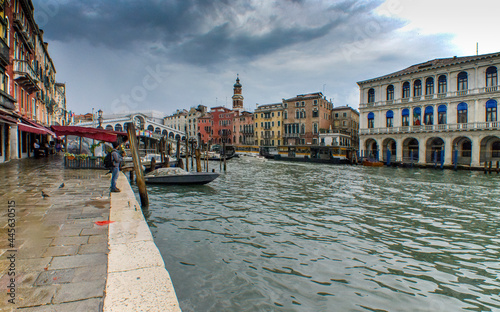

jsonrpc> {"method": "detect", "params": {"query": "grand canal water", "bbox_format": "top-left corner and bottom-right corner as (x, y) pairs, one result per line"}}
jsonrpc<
(138, 158), (500, 312)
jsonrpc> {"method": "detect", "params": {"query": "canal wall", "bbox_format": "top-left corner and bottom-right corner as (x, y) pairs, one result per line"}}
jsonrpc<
(103, 172), (180, 311)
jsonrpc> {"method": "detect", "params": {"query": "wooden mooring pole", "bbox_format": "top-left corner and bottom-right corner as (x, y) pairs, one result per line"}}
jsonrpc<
(195, 148), (202, 172)
(223, 142), (227, 172)
(176, 139), (184, 169)
(126, 122), (149, 208)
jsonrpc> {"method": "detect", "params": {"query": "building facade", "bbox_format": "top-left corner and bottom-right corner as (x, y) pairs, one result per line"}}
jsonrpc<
(282, 92), (333, 146)
(186, 105), (207, 141)
(197, 114), (212, 145)
(164, 109), (187, 133)
(1, 0), (67, 163)
(330, 105), (359, 148)
(233, 111), (254, 145)
(210, 106), (234, 144)
(358, 52), (500, 167)
(254, 103), (283, 147)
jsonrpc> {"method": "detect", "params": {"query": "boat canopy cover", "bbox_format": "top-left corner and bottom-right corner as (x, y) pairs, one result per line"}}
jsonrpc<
(51, 125), (127, 142)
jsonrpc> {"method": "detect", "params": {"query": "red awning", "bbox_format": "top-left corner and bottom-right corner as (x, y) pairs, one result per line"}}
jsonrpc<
(0, 112), (17, 124)
(18, 123), (51, 135)
(17, 120), (57, 136)
(51, 125), (127, 143)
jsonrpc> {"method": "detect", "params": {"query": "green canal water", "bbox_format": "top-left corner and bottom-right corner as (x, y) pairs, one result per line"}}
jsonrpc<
(138, 158), (500, 312)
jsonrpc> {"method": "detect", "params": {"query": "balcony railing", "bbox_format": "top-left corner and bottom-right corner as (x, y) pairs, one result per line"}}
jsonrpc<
(14, 59), (38, 80)
(359, 86), (500, 108)
(283, 133), (301, 138)
(360, 121), (500, 135)
(13, 59), (40, 93)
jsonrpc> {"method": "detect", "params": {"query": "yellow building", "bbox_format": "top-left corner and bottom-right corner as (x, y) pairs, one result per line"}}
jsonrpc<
(254, 103), (283, 148)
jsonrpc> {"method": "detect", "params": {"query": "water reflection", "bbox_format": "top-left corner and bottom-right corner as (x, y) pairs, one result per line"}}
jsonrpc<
(139, 159), (500, 312)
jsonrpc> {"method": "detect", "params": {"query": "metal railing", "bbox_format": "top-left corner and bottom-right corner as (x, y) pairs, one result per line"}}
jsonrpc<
(360, 121), (500, 135)
(13, 59), (38, 81)
(359, 85), (500, 108)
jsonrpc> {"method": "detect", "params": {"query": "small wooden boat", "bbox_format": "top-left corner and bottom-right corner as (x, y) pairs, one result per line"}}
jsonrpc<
(362, 160), (384, 167)
(144, 168), (219, 185)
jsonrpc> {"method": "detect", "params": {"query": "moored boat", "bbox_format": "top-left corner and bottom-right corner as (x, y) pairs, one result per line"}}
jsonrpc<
(144, 168), (220, 185)
(362, 160), (384, 167)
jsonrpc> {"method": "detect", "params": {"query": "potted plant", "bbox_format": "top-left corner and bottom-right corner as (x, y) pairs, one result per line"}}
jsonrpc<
(64, 152), (75, 160)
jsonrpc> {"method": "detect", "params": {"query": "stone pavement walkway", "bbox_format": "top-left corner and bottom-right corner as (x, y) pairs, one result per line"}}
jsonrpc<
(0, 156), (111, 311)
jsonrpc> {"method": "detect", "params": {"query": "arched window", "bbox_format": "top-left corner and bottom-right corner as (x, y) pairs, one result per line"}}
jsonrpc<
(438, 75), (447, 93)
(147, 125), (154, 132)
(457, 72), (468, 91)
(402, 82), (410, 98)
(486, 66), (498, 87)
(155, 127), (161, 134)
(486, 99), (497, 122)
(115, 124), (123, 132)
(457, 102), (468, 123)
(413, 107), (421, 125)
(301, 124), (305, 134)
(296, 109), (300, 119)
(312, 108), (319, 118)
(284, 111), (287, 119)
(386, 85), (394, 101)
(301, 109), (306, 118)
(426, 77), (434, 95)
(367, 112), (374, 129)
(386, 110), (394, 127)
(368, 88), (375, 103)
(401, 108), (409, 126)
(413, 79), (422, 97)
(162, 130), (168, 137)
(313, 123), (318, 134)
(424, 106), (433, 125)
(105, 125), (113, 130)
(438, 105), (447, 124)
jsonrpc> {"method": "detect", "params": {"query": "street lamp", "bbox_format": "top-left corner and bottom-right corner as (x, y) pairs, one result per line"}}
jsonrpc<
(98, 109), (103, 129)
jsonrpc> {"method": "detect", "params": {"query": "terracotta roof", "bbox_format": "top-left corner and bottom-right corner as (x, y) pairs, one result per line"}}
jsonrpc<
(332, 106), (359, 114)
(284, 92), (324, 102)
(357, 52), (500, 85)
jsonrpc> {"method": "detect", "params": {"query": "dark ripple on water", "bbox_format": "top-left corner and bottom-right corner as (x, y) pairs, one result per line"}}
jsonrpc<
(139, 159), (500, 312)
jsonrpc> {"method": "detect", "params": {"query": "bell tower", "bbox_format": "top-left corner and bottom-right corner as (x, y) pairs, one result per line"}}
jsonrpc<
(232, 75), (244, 112)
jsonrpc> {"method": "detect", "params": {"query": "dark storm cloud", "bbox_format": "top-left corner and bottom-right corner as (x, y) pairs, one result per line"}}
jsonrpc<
(32, 0), (401, 66)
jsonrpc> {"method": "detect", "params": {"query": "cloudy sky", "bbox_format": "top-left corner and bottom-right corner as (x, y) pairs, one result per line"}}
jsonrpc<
(31, 0), (500, 116)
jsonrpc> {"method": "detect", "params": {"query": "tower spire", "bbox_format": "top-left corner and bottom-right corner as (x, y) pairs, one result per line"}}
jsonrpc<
(232, 75), (244, 112)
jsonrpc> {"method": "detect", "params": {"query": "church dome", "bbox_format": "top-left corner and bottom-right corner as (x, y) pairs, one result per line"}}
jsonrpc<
(233, 77), (242, 88)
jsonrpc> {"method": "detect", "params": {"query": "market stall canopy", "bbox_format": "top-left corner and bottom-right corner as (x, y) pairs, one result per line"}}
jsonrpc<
(18, 117), (57, 136)
(0, 111), (17, 124)
(51, 125), (127, 142)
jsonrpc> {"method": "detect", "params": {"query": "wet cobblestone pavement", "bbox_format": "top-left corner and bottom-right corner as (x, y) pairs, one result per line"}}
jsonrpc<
(0, 156), (110, 311)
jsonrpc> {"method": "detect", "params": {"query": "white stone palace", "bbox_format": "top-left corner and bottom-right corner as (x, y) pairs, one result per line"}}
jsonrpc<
(358, 52), (500, 167)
